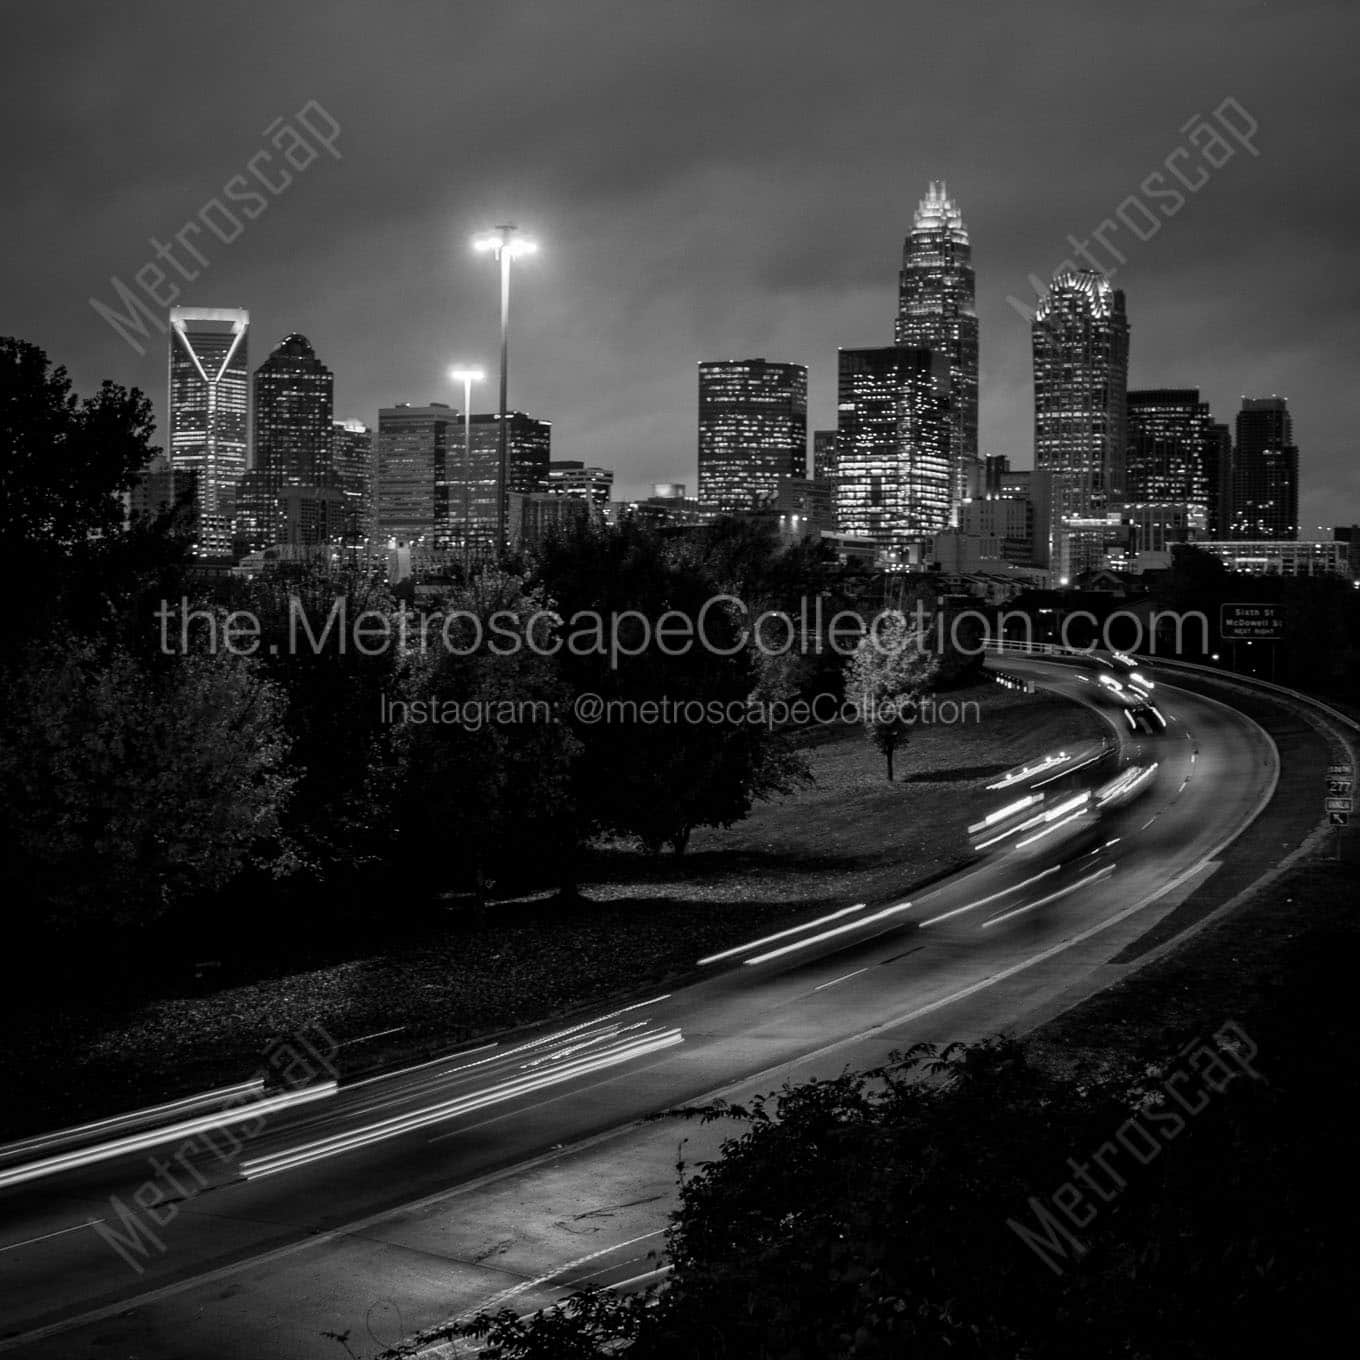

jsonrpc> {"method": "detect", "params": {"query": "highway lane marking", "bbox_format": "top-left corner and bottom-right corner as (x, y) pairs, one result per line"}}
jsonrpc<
(0, 1219), (105, 1255)
(917, 866), (1061, 928)
(813, 968), (869, 992)
(980, 866), (1116, 929)
(0, 673), (1281, 1355)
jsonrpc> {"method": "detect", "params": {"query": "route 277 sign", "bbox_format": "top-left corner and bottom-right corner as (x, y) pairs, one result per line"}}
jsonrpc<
(1220, 603), (1285, 640)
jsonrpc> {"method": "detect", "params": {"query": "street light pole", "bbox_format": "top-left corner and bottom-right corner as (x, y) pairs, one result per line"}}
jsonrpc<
(472, 225), (537, 557)
(449, 366), (484, 565)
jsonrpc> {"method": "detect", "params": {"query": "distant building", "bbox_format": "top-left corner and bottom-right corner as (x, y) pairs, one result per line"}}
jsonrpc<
(509, 490), (591, 551)
(332, 419), (374, 547)
(1121, 500), (1206, 554)
(546, 460), (613, 511)
(375, 403), (457, 547)
(279, 484), (345, 547)
(376, 405), (549, 551)
(1231, 397), (1298, 540)
(444, 412), (551, 550)
(982, 454), (1010, 496)
(895, 181), (978, 511)
(236, 332), (334, 554)
(1195, 539), (1348, 577)
(1204, 421), (1233, 537)
(652, 482), (687, 499)
(812, 428), (838, 482)
(167, 307), (249, 557)
(1032, 271), (1129, 578)
(835, 345), (951, 555)
(697, 358), (807, 512)
(1334, 525), (1360, 577)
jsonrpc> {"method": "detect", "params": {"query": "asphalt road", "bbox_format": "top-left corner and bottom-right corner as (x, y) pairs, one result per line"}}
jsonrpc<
(0, 656), (1284, 1357)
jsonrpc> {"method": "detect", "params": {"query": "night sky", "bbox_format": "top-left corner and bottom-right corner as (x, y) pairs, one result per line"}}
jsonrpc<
(3, 0), (1356, 531)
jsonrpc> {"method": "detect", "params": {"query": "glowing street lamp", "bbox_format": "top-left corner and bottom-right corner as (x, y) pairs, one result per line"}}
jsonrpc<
(449, 365), (485, 556)
(471, 225), (538, 554)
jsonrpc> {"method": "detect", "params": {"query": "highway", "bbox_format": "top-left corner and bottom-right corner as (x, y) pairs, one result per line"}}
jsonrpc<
(0, 656), (1288, 1357)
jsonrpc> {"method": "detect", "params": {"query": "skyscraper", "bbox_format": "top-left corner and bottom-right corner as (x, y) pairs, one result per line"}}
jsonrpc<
(1232, 397), (1298, 540)
(835, 345), (951, 552)
(237, 333), (334, 552)
(332, 418), (374, 547)
(894, 181), (978, 515)
(812, 428), (838, 481)
(546, 460), (613, 511)
(444, 412), (551, 550)
(1124, 389), (1214, 551)
(167, 306), (249, 557)
(697, 359), (807, 512)
(1204, 421), (1233, 538)
(376, 405), (550, 551)
(376, 403), (458, 547)
(1032, 271), (1129, 575)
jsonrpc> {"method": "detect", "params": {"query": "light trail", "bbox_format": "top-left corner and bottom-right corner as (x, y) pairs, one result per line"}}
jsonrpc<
(917, 865), (1062, 928)
(813, 968), (869, 992)
(742, 902), (912, 965)
(0, 1083), (337, 1191)
(981, 865), (1117, 929)
(985, 752), (1069, 790)
(697, 905), (867, 965)
(967, 793), (1041, 835)
(0, 1079), (264, 1161)
(240, 1028), (683, 1180)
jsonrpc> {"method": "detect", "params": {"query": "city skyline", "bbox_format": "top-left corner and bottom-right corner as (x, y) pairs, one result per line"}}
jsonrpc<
(4, 2), (1354, 537)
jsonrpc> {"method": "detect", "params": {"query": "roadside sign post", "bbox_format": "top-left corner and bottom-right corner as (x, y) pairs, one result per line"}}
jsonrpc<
(1326, 765), (1353, 859)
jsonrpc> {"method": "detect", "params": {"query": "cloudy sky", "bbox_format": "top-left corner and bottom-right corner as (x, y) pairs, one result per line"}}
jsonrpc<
(3, 0), (1356, 530)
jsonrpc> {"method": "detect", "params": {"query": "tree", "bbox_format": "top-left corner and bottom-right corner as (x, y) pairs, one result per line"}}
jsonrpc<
(844, 610), (939, 780)
(0, 337), (156, 554)
(0, 637), (294, 933)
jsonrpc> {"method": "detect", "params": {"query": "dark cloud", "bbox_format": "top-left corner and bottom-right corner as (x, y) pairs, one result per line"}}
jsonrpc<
(2, 0), (1355, 527)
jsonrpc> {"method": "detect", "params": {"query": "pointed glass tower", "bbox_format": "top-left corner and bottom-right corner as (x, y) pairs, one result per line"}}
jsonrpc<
(894, 181), (978, 517)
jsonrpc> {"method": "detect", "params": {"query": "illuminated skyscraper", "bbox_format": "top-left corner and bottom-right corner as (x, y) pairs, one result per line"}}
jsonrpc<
(332, 418), (374, 546)
(443, 412), (551, 550)
(167, 306), (249, 557)
(1232, 397), (1298, 540)
(812, 429), (838, 481)
(237, 333), (334, 552)
(1032, 271), (1129, 574)
(376, 405), (549, 550)
(894, 181), (978, 514)
(697, 359), (807, 512)
(1124, 389), (1214, 550)
(835, 345), (951, 553)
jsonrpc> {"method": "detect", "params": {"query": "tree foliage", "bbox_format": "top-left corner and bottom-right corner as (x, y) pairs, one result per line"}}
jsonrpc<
(0, 636), (294, 932)
(844, 610), (940, 780)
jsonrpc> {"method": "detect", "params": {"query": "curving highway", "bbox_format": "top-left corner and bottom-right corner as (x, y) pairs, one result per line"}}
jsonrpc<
(0, 656), (1289, 1357)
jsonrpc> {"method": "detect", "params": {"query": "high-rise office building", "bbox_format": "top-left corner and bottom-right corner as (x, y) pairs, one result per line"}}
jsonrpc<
(894, 181), (978, 515)
(237, 333), (334, 552)
(982, 454), (1011, 496)
(812, 429), (838, 481)
(377, 405), (550, 551)
(546, 460), (614, 511)
(332, 419), (374, 547)
(1124, 389), (1213, 551)
(376, 403), (458, 547)
(443, 412), (551, 551)
(697, 359), (807, 512)
(1232, 397), (1298, 540)
(1204, 421), (1233, 538)
(167, 307), (249, 557)
(835, 345), (952, 552)
(1032, 271), (1129, 576)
